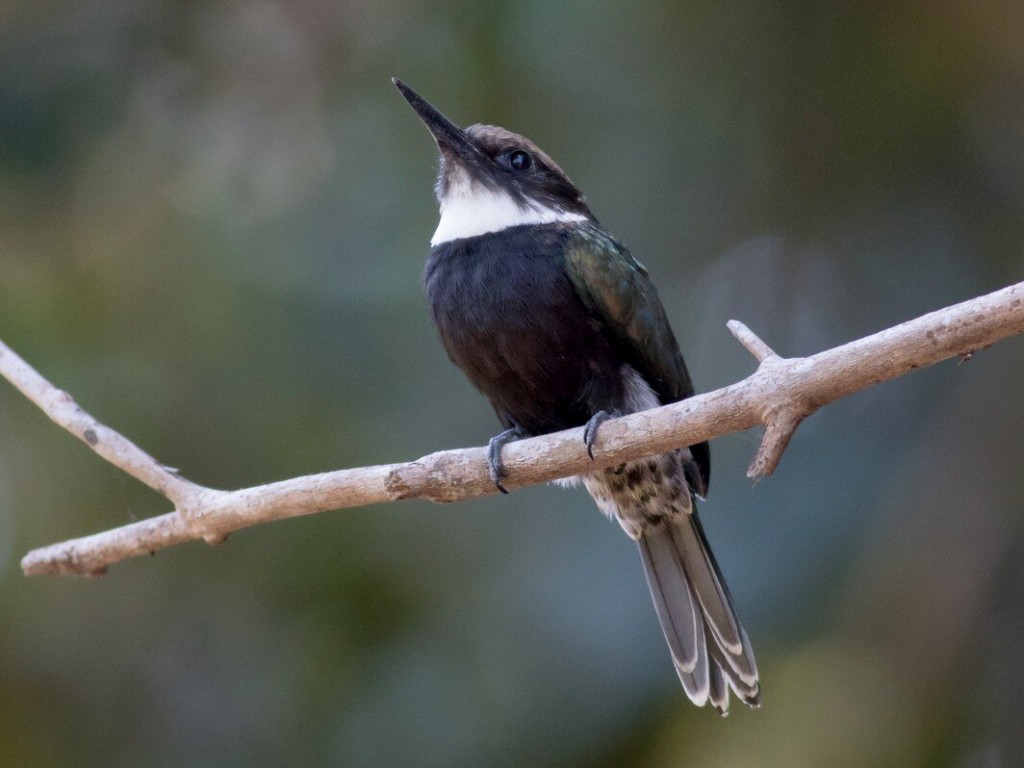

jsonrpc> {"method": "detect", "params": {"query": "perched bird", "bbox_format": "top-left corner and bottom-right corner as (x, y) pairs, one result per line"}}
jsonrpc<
(394, 78), (759, 713)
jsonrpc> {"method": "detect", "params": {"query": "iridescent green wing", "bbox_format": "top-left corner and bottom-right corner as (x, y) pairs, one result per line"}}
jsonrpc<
(563, 226), (694, 403)
(564, 225), (710, 493)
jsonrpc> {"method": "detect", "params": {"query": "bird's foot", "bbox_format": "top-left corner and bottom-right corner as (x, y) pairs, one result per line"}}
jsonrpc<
(583, 411), (613, 459)
(488, 427), (526, 494)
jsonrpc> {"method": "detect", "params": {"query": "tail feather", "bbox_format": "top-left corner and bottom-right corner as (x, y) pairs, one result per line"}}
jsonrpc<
(637, 531), (703, 674)
(677, 662), (709, 708)
(708, 658), (729, 715)
(667, 515), (743, 656)
(638, 513), (759, 713)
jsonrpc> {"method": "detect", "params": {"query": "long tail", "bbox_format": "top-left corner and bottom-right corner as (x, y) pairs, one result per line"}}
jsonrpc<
(638, 511), (759, 714)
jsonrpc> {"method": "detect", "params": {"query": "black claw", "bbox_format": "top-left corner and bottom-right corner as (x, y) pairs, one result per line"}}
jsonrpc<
(488, 427), (525, 493)
(583, 411), (612, 459)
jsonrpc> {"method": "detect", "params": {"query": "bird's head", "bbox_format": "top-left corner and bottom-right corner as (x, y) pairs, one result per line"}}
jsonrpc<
(393, 78), (594, 245)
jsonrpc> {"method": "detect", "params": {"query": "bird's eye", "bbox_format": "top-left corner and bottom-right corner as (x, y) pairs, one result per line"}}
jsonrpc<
(508, 149), (532, 172)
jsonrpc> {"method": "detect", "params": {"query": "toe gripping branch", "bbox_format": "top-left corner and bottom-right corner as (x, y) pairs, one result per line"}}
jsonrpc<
(487, 410), (610, 495)
(487, 427), (527, 494)
(583, 410), (612, 460)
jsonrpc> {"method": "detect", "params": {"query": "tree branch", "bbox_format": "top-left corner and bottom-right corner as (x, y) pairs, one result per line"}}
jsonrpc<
(6, 280), (1024, 577)
(0, 341), (202, 506)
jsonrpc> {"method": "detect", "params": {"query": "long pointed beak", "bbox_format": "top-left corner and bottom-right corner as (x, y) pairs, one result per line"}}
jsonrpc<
(393, 78), (482, 165)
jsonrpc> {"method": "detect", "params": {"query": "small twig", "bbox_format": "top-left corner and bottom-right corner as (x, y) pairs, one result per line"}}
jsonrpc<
(725, 322), (809, 479)
(727, 320), (779, 362)
(6, 280), (1024, 577)
(747, 408), (805, 480)
(0, 340), (201, 506)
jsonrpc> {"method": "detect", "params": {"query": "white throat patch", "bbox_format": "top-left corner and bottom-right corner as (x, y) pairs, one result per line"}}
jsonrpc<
(431, 179), (586, 246)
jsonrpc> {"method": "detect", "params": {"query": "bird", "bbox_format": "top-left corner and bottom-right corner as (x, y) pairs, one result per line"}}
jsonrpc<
(394, 78), (759, 713)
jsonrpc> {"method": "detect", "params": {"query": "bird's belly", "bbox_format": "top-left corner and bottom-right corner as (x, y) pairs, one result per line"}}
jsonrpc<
(448, 304), (615, 433)
(430, 286), (620, 433)
(425, 229), (631, 434)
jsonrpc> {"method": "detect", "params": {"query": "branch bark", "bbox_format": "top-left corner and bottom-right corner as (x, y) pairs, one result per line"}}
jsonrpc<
(5, 280), (1024, 577)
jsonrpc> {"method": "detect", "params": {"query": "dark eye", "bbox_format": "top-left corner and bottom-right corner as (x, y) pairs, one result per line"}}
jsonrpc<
(508, 149), (532, 172)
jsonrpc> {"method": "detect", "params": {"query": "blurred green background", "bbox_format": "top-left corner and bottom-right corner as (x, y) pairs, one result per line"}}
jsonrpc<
(2, 1), (1024, 766)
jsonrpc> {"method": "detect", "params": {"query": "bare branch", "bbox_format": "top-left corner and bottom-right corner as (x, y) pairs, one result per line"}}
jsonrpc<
(725, 321), (805, 478)
(747, 407), (805, 480)
(0, 340), (201, 505)
(7, 280), (1024, 577)
(727, 320), (779, 363)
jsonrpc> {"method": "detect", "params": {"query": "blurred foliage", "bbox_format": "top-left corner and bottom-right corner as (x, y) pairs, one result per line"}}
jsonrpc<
(2, 1), (1024, 766)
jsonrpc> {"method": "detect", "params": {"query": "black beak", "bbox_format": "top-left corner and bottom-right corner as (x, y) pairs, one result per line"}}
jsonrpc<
(393, 78), (482, 166)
